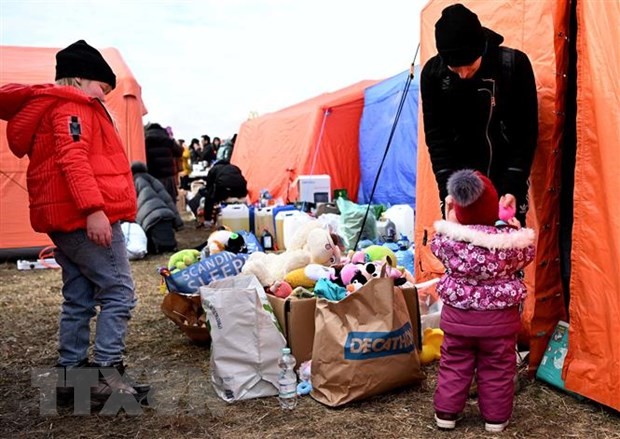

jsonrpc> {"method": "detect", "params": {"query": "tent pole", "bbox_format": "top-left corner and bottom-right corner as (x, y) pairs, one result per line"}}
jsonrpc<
(352, 44), (420, 250)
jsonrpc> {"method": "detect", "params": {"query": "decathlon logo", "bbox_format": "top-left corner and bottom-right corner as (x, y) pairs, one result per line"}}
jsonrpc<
(344, 322), (415, 360)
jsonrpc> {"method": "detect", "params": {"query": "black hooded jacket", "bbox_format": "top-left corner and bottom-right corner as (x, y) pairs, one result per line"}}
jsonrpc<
(205, 160), (248, 201)
(421, 28), (538, 207)
(131, 162), (183, 232)
(144, 123), (183, 179)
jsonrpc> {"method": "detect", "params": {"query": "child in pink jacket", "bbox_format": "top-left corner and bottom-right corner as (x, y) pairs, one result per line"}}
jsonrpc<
(431, 169), (535, 433)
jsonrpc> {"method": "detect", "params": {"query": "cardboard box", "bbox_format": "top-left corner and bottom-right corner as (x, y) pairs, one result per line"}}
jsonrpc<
(267, 294), (317, 364)
(400, 286), (422, 351)
(266, 285), (421, 364)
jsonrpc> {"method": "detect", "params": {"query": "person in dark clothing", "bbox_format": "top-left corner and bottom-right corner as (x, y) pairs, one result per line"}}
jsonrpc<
(131, 162), (183, 253)
(201, 134), (217, 166)
(144, 122), (183, 201)
(188, 159), (248, 223)
(188, 138), (203, 165)
(420, 3), (538, 224)
(212, 136), (222, 154)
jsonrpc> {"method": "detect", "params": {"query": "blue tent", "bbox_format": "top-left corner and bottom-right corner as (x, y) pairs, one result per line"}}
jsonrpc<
(357, 67), (420, 208)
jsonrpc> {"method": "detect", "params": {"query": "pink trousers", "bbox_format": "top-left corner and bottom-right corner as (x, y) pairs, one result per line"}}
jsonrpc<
(434, 331), (517, 423)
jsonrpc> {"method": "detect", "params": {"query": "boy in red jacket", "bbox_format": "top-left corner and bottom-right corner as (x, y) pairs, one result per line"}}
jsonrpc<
(0, 40), (149, 406)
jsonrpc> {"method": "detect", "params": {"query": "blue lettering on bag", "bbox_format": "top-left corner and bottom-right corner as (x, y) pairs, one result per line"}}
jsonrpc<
(344, 322), (415, 360)
(165, 251), (249, 294)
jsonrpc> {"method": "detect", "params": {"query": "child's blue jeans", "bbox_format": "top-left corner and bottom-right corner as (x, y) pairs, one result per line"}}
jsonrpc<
(50, 222), (136, 367)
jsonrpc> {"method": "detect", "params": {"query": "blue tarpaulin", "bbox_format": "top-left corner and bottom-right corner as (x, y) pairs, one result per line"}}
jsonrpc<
(357, 67), (420, 208)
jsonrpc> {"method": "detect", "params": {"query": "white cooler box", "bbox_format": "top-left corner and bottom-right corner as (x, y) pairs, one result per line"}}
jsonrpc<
(297, 175), (331, 204)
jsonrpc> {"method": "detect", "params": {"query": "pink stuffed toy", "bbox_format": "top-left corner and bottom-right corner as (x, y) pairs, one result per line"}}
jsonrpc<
(340, 263), (367, 292)
(343, 250), (366, 265)
(499, 203), (516, 222)
(269, 280), (293, 298)
(365, 260), (407, 286)
(340, 263), (361, 286)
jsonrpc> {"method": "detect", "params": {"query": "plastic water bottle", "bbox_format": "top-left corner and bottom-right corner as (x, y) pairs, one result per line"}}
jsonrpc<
(395, 237), (415, 275)
(278, 347), (298, 409)
(259, 189), (272, 207)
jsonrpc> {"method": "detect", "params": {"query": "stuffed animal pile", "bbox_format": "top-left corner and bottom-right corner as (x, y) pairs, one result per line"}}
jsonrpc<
(242, 222), (341, 290)
(164, 216), (409, 302)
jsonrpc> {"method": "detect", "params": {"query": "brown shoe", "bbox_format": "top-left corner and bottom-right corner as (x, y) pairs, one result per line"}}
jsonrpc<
(90, 363), (150, 405)
(54, 358), (90, 406)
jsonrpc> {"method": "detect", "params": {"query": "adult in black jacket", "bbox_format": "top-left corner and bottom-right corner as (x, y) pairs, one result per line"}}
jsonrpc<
(421, 3), (538, 223)
(131, 162), (183, 252)
(144, 123), (184, 201)
(188, 159), (248, 223)
(200, 135), (217, 166)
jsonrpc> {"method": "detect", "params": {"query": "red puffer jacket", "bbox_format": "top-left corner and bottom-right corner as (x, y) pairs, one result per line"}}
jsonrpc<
(0, 83), (137, 233)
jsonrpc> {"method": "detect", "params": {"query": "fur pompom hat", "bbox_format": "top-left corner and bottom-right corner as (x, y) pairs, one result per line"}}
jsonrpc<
(447, 169), (498, 225)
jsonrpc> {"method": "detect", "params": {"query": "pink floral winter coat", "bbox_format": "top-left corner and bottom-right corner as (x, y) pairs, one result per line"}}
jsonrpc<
(431, 220), (535, 311)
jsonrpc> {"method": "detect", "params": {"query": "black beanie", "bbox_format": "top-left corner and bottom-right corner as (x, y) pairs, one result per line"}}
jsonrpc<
(435, 4), (485, 67)
(55, 40), (116, 89)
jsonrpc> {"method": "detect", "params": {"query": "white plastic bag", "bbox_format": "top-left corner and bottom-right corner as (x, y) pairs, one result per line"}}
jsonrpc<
(120, 222), (147, 260)
(200, 274), (286, 402)
(416, 278), (442, 331)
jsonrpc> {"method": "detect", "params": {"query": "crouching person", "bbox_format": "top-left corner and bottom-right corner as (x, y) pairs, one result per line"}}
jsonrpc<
(188, 158), (248, 226)
(0, 40), (149, 406)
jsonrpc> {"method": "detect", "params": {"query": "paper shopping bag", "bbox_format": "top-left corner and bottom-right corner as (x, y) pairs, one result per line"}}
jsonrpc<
(311, 277), (425, 407)
(200, 274), (286, 402)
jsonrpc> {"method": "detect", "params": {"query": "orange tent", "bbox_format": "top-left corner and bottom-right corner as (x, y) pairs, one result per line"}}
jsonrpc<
(415, 0), (620, 411)
(232, 80), (378, 204)
(0, 45), (147, 258)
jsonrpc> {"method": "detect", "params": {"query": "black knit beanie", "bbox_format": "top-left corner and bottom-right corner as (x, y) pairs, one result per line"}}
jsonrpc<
(435, 4), (486, 67)
(55, 40), (116, 89)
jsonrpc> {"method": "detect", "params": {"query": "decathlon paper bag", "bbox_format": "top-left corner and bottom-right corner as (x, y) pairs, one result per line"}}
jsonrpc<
(200, 274), (286, 402)
(311, 277), (424, 407)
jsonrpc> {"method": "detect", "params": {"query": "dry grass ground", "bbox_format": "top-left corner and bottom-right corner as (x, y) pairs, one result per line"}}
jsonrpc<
(1, 219), (618, 438)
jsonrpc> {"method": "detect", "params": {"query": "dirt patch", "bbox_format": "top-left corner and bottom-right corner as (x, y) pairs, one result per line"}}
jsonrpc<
(1, 219), (618, 438)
